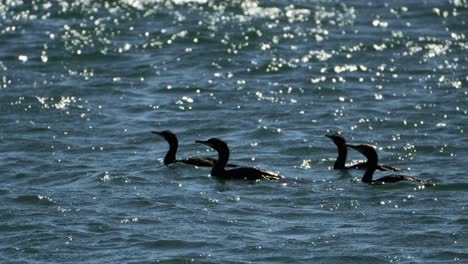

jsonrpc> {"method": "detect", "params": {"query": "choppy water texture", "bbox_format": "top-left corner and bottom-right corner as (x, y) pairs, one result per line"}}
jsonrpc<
(1, 0), (468, 263)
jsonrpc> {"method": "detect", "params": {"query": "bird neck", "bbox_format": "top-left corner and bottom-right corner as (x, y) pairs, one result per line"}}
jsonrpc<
(164, 140), (178, 165)
(334, 145), (347, 169)
(362, 167), (376, 183)
(212, 147), (229, 175)
(362, 155), (378, 183)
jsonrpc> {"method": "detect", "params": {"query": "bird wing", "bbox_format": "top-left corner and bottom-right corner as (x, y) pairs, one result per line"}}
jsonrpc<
(181, 157), (216, 167)
(376, 164), (400, 171)
(373, 174), (419, 184)
(224, 167), (282, 180)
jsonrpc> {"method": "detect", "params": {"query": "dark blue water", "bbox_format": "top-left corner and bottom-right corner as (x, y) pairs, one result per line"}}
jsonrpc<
(1, 0), (467, 263)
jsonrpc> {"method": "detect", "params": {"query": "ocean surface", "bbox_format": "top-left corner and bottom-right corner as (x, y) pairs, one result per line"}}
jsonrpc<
(1, 0), (467, 263)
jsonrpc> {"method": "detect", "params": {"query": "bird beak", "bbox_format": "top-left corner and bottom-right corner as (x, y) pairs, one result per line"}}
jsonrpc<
(325, 134), (332, 139)
(151, 131), (162, 135)
(195, 140), (211, 147)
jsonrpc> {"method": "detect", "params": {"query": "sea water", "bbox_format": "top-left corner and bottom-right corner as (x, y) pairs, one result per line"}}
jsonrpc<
(1, 0), (467, 263)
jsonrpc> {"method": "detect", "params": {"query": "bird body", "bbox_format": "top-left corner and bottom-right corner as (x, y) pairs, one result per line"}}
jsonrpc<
(196, 138), (282, 181)
(370, 175), (419, 184)
(347, 144), (420, 184)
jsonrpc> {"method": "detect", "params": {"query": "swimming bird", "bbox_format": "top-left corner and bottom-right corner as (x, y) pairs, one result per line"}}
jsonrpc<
(347, 144), (421, 184)
(152, 130), (237, 167)
(326, 134), (399, 171)
(195, 138), (282, 180)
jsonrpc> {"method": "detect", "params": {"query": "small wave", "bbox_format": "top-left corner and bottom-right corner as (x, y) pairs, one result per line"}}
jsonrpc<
(111, 176), (148, 185)
(87, 222), (115, 233)
(141, 239), (217, 250)
(123, 196), (154, 207)
(430, 251), (468, 261)
(13, 195), (55, 205)
(431, 183), (468, 191)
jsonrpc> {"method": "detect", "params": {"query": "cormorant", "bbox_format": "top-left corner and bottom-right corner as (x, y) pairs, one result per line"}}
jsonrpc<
(326, 134), (399, 171)
(347, 144), (421, 184)
(152, 130), (237, 167)
(195, 138), (282, 180)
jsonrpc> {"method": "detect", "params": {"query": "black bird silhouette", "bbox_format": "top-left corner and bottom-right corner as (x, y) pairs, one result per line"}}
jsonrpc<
(347, 144), (421, 184)
(195, 138), (282, 180)
(326, 134), (399, 171)
(152, 130), (237, 167)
